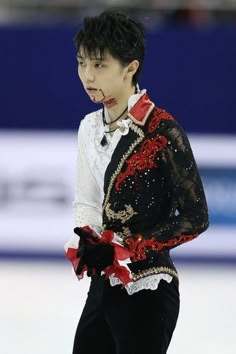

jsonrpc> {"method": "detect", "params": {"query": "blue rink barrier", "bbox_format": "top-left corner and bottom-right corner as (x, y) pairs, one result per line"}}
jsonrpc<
(200, 167), (236, 225)
(0, 250), (235, 265)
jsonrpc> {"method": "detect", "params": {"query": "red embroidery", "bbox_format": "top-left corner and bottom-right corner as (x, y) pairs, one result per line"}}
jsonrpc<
(125, 233), (199, 261)
(115, 135), (168, 190)
(148, 109), (174, 133)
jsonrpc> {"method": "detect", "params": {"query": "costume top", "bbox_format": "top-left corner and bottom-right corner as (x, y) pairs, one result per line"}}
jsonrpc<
(67, 89), (209, 295)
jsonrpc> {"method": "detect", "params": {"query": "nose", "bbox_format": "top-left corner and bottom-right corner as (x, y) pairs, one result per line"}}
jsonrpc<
(83, 66), (95, 83)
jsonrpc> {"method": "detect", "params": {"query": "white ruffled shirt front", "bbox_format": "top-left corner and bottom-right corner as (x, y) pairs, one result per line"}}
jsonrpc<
(72, 90), (146, 230)
(68, 90), (173, 295)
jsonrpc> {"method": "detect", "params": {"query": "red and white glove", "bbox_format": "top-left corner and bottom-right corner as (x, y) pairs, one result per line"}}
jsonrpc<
(65, 227), (133, 286)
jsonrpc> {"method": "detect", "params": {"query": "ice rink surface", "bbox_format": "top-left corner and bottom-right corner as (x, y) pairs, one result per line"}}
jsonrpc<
(1, 260), (235, 354)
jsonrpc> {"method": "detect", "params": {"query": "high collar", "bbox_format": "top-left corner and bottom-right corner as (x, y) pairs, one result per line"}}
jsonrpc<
(104, 89), (155, 127)
(127, 90), (155, 126)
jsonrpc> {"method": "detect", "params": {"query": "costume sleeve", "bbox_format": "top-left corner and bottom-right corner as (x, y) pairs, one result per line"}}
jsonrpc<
(147, 121), (209, 250)
(72, 119), (103, 231)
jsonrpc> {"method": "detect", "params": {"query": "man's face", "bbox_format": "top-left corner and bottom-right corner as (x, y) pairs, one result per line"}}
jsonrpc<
(77, 48), (128, 107)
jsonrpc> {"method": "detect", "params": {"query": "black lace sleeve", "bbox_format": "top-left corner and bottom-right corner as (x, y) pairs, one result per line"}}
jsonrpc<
(148, 121), (209, 250)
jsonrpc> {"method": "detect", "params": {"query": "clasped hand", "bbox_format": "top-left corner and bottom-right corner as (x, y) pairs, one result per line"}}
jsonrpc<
(74, 227), (114, 276)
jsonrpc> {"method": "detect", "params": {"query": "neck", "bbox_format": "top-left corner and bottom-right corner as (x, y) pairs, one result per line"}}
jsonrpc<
(104, 85), (136, 124)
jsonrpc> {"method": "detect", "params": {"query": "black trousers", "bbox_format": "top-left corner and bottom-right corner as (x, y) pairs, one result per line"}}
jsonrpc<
(73, 275), (180, 354)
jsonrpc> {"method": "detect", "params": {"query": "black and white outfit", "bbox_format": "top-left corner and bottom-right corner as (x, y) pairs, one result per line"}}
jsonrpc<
(65, 89), (209, 354)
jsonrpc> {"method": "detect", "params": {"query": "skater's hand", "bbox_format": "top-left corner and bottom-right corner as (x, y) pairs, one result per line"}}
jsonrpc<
(74, 227), (99, 245)
(73, 227), (99, 276)
(74, 227), (114, 275)
(82, 242), (114, 274)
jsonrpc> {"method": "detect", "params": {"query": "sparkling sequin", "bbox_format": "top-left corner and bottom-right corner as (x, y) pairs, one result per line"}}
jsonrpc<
(73, 91), (209, 295)
(115, 135), (168, 190)
(148, 108), (174, 133)
(102, 122), (145, 218)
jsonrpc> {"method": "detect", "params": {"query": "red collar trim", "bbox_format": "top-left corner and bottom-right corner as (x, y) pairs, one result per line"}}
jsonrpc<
(128, 93), (155, 126)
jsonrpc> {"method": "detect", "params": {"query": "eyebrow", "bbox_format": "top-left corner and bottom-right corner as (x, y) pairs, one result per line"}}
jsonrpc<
(76, 54), (106, 61)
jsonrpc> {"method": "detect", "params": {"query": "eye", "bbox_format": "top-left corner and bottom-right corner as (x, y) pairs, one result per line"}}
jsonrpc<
(95, 62), (104, 68)
(76, 57), (85, 66)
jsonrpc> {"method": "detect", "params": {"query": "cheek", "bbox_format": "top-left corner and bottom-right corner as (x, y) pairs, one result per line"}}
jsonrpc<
(78, 68), (84, 81)
(113, 71), (126, 88)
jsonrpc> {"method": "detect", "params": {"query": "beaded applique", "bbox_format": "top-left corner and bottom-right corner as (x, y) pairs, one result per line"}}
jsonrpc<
(148, 108), (174, 133)
(130, 266), (178, 281)
(104, 202), (137, 223)
(125, 233), (199, 261)
(115, 135), (168, 191)
(102, 122), (144, 220)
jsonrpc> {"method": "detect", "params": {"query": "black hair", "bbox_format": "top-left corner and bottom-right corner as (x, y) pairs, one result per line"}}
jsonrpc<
(73, 9), (145, 85)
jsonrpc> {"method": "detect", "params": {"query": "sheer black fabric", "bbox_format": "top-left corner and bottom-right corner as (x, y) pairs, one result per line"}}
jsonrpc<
(102, 108), (209, 252)
(147, 120), (209, 249)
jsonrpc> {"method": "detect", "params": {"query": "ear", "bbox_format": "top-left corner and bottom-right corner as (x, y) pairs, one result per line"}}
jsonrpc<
(125, 60), (140, 81)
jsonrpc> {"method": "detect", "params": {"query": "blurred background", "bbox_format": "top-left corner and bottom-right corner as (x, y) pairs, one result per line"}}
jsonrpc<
(0, 0), (236, 353)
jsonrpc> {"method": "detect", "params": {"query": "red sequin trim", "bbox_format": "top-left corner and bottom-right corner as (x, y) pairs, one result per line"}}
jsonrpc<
(115, 135), (168, 190)
(125, 233), (199, 261)
(148, 108), (174, 133)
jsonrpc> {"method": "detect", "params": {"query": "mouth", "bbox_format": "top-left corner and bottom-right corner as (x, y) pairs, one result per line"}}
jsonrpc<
(85, 88), (106, 103)
(86, 87), (97, 91)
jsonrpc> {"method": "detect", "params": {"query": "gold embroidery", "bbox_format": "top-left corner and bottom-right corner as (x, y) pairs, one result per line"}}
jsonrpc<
(131, 266), (178, 281)
(102, 123), (145, 220)
(105, 203), (137, 223)
(102, 224), (107, 232)
(105, 227), (132, 243)
(121, 226), (132, 238)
